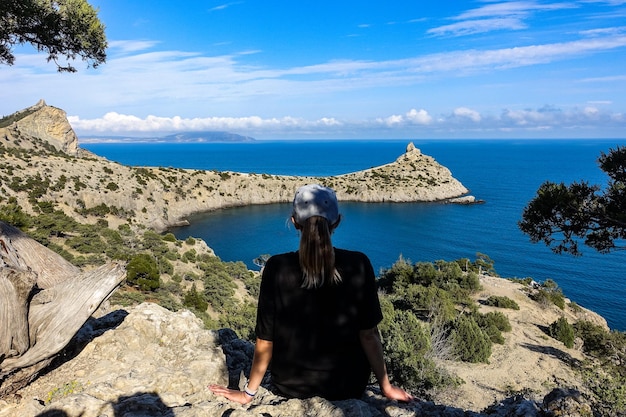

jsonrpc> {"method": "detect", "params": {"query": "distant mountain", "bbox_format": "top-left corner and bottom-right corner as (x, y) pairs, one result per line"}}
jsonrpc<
(163, 131), (256, 142)
(79, 131), (256, 143)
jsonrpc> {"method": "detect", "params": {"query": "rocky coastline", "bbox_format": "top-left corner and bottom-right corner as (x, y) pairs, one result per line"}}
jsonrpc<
(1, 101), (473, 232)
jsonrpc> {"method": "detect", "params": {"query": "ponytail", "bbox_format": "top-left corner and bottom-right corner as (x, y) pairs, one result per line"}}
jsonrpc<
(298, 216), (342, 289)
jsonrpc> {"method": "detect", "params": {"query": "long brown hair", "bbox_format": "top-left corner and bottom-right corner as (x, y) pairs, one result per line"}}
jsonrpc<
(297, 215), (342, 289)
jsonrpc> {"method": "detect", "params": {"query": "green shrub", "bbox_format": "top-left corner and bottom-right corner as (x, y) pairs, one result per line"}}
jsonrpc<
(0, 198), (30, 228)
(243, 274), (261, 299)
(474, 311), (511, 344)
(574, 320), (609, 356)
(202, 267), (237, 310)
(450, 314), (492, 363)
(508, 277), (534, 286)
(182, 249), (197, 263)
(482, 311), (512, 332)
(484, 295), (520, 310)
(153, 289), (181, 312)
(378, 297), (452, 392)
(219, 301), (257, 341)
(161, 279), (182, 296)
(184, 284), (209, 312)
(377, 256), (416, 292)
(66, 234), (106, 254)
(532, 279), (565, 309)
(379, 257), (481, 297)
(581, 368), (626, 416)
(110, 290), (146, 306)
(401, 284), (456, 322)
(549, 317), (575, 348)
(574, 321), (626, 369)
(158, 257), (174, 275)
(36, 201), (55, 214)
(162, 232), (177, 242)
(126, 253), (160, 291)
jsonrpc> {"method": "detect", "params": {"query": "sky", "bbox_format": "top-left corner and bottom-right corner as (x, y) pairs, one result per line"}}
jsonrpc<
(2, 0), (626, 139)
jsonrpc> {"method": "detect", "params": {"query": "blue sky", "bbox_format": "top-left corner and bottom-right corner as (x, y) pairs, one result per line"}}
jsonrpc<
(2, 0), (626, 139)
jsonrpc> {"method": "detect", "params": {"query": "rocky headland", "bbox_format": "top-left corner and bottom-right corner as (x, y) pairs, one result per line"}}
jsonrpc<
(0, 100), (472, 232)
(1, 101), (621, 416)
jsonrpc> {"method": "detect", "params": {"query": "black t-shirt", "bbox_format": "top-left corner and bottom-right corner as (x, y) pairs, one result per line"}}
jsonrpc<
(255, 248), (383, 400)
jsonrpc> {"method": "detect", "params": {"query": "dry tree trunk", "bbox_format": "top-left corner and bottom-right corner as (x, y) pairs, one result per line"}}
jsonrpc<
(0, 221), (126, 397)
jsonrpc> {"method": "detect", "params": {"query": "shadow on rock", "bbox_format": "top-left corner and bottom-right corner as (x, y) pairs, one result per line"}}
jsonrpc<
(33, 410), (76, 417)
(113, 392), (176, 417)
(35, 391), (175, 417)
(39, 309), (130, 380)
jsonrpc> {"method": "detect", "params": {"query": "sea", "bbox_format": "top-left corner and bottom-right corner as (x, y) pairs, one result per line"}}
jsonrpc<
(82, 139), (626, 331)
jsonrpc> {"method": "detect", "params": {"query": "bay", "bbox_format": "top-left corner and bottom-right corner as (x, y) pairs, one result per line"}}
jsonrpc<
(83, 139), (626, 331)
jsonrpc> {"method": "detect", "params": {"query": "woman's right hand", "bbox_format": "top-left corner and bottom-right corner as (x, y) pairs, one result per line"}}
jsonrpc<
(208, 384), (254, 405)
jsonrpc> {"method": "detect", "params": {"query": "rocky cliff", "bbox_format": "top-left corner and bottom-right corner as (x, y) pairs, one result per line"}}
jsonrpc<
(0, 100), (79, 156)
(0, 102), (471, 232)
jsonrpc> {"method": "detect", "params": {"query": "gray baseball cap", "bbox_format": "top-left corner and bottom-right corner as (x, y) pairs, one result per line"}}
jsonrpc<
(292, 184), (339, 225)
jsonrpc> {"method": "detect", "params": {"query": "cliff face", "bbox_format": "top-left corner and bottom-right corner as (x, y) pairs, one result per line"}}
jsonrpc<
(0, 100), (79, 156)
(0, 102), (471, 232)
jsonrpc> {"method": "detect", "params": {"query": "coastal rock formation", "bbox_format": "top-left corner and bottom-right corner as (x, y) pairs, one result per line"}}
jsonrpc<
(0, 101), (471, 232)
(0, 302), (596, 417)
(0, 100), (79, 156)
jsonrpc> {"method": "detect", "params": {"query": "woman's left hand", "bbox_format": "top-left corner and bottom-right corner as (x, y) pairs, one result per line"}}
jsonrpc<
(381, 384), (416, 402)
(208, 384), (254, 405)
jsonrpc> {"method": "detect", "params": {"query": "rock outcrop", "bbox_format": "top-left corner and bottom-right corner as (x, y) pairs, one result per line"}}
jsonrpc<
(0, 100), (79, 156)
(0, 303), (596, 417)
(0, 101), (471, 232)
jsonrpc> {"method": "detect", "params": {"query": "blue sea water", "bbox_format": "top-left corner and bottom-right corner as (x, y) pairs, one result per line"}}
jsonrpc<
(83, 139), (626, 331)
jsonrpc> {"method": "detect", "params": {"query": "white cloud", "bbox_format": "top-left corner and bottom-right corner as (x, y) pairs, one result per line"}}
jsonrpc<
(379, 109), (432, 127)
(382, 115), (404, 126)
(453, 107), (482, 122)
(108, 40), (161, 53)
(406, 109), (433, 125)
(208, 2), (242, 12)
(4, 28), (626, 121)
(67, 104), (626, 139)
(584, 106), (600, 117)
(69, 113), (343, 135)
(456, 1), (575, 20)
(428, 18), (527, 37)
(429, 1), (577, 37)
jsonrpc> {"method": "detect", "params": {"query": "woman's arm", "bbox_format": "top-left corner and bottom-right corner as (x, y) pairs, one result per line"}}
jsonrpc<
(209, 338), (274, 404)
(359, 326), (414, 402)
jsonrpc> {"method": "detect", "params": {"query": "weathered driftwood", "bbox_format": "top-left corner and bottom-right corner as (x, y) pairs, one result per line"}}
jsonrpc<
(0, 221), (126, 397)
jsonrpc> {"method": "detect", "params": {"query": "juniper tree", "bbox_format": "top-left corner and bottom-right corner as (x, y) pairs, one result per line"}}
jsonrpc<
(520, 146), (626, 255)
(0, 0), (107, 72)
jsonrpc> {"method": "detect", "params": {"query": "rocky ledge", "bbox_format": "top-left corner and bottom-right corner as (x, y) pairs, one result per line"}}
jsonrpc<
(0, 303), (595, 417)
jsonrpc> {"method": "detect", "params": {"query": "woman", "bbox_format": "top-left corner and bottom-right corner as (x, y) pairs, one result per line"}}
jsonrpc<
(209, 184), (413, 403)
